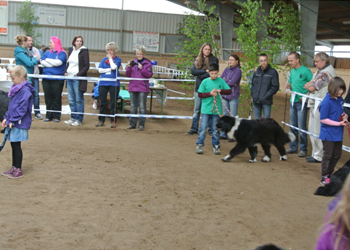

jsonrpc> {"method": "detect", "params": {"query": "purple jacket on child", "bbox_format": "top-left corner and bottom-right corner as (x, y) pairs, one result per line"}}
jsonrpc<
(220, 65), (242, 100)
(126, 58), (153, 93)
(4, 82), (34, 129)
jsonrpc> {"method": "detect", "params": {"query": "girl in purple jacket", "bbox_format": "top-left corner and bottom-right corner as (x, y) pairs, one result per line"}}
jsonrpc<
(315, 175), (350, 250)
(1, 65), (34, 179)
(126, 46), (153, 131)
(220, 54), (242, 140)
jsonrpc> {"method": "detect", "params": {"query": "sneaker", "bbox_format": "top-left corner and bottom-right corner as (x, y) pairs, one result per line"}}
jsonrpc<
(138, 126), (144, 131)
(196, 144), (203, 154)
(8, 168), (23, 179)
(298, 151), (307, 157)
(35, 114), (43, 120)
(44, 118), (52, 122)
(286, 149), (297, 154)
(71, 121), (82, 127)
(95, 121), (104, 127)
(1, 166), (15, 176)
(320, 175), (331, 186)
(53, 119), (60, 123)
(127, 126), (136, 129)
(64, 119), (76, 125)
(213, 145), (221, 155)
(186, 130), (197, 135)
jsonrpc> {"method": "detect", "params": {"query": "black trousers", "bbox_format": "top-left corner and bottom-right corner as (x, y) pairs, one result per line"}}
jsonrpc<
(321, 140), (342, 176)
(98, 86), (120, 122)
(42, 79), (64, 120)
(11, 142), (22, 169)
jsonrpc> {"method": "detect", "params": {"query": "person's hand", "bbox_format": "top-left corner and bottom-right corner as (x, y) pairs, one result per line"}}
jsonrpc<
(138, 63), (142, 69)
(1, 119), (6, 128)
(9, 122), (13, 129)
(107, 54), (112, 60)
(340, 120), (348, 126)
(127, 61), (131, 67)
(206, 69), (209, 73)
(342, 113), (348, 122)
(64, 73), (68, 76)
(210, 89), (218, 97)
(286, 83), (291, 90)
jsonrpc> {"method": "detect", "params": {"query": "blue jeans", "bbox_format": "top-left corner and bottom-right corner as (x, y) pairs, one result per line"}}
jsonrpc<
(190, 92), (213, 133)
(253, 103), (271, 119)
(129, 92), (148, 128)
(196, 114), (220, 147)
(289, 102), (308, 152)
(222, 98), (239, 117)
(32, 78), (40, 115)
(67, 79), (85, 122)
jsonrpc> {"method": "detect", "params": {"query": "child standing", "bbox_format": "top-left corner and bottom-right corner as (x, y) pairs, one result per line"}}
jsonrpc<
(1, 65), (34, 179)
(196, 63), (231, 155)
(318, 77), (348, 185)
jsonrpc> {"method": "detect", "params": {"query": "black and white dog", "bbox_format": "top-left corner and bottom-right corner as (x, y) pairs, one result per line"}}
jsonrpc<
(0, 90), (10, 133)
(314, 159), (350, 197)
(216, 116), (295, 163)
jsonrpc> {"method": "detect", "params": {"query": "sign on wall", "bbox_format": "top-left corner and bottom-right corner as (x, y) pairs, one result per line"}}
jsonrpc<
(0, 1), (8, 35)
(34, 5), (66, 26)
(133, 31), (159, 52)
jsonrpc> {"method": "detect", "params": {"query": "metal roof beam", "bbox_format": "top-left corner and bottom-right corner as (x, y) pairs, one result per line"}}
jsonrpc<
(318, 21), (350, 38)
(333, 1), (350, 9)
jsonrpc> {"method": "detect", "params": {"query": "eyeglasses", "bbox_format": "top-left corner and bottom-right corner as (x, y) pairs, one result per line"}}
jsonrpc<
(259, 60), (267, 62)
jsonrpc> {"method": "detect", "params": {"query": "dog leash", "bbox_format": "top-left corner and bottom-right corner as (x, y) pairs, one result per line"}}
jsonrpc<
(339, 114), (350, 143)
(211, 93), (234, 118)
(0, 126), (11, 152)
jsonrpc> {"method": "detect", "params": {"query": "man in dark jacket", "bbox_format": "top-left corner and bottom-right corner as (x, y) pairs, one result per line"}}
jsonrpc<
(250, 53), (279, 119)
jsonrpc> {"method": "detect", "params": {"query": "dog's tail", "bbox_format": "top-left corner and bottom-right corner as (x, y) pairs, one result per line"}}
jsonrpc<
(314, 186), (334, 197)
(287, 132), (296, 142)
(282, 132), (295, 143)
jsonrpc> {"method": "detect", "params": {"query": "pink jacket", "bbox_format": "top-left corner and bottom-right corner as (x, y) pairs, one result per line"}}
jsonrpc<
(126, 58), (153, 93)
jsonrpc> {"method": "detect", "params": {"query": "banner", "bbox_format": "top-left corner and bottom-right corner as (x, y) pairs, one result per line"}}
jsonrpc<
(133, 31), (159, 52)
(34, 5), (66, 26)
(0, 1), (8, 35)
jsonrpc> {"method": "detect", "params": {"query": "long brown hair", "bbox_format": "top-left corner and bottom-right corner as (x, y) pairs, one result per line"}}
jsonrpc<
(194, 42), (213, 69)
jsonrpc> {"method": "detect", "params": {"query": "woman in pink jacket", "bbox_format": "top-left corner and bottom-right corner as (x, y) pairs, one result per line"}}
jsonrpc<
(125, 46), (153, 131)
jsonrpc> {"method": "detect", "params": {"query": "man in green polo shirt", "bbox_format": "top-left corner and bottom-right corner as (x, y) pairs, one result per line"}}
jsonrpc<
(285, 52), (313, 157)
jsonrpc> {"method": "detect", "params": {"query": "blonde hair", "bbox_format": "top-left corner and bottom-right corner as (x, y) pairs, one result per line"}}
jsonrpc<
(15, 35), (27, 46)
(10, 65), (28, 79)
(136, 45), (146, 54)
(194, 43), (212, 69)
(105, 42), (118, 54)
(327, 174), (350, 250)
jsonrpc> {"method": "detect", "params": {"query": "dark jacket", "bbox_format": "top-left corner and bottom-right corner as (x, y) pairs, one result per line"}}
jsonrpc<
(64, 46), (90, 92)
(191, 55), (219, 91)
(4, 81), (34, 129)
(250, 64), (279, 105)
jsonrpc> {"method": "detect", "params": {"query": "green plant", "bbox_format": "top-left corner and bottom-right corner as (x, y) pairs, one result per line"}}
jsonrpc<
(174, 0), (221, 95)
(235, 0), (301, 117)
(16, 0), (41, 46)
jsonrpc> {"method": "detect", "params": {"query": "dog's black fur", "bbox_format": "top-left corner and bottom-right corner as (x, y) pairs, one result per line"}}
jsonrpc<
(216, 116), (295, 163)
(314, 159), (350, 197)
(0, 90), (10, 134)
(254, 244), (285, 250)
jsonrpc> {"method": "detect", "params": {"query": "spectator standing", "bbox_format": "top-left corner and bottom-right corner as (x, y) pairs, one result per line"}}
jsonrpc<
(95, 42), (121, 128)
(13, 35), (37, 85)
(285, 52), (313, 157)
(126, 45), (153, 131)
(41, 36), (67, 122)
(39, 44), (46, 57)
(187, 43), (219, 135)
(251, 53), (279, 119)
(304, 52), (337, 163)
(26, 35), (43, 120)
(219, 54), (242, 140)
(64, 36), (90, 127)
(318, 77), (347, 185)
(1, 66), (34, 179)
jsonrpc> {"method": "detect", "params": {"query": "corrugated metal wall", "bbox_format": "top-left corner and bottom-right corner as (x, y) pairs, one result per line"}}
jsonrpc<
(0, 2), (184, 53)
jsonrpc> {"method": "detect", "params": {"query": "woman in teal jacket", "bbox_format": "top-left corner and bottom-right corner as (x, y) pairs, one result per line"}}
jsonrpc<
(14, 35), (38, 83)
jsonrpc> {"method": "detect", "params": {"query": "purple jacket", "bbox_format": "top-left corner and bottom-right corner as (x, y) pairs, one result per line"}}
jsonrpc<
(126, 58), (153, 93)
(220, 65), (242, 100)
(4, 82), (34, 129)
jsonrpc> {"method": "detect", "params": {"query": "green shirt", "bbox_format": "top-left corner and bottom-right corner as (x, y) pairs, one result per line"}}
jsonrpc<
(198, 77), (230, 115)
(289, 65), (313, 102)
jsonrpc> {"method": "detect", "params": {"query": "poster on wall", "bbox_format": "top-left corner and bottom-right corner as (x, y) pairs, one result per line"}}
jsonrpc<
(34, 5), (66, 26)
(0, 1), (8, 35)
(133, 31), (159, 52)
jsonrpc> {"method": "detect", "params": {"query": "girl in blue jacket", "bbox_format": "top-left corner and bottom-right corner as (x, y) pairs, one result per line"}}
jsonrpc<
(1, 65), (34, 179)
(319, 77), (348, 185)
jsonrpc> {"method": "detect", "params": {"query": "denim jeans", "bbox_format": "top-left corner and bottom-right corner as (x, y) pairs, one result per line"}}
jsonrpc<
(196, 114), (220, 147)
(32, 78), (40, 115)
(222, 98), (239, 117)
(289, 102), (308, 152)
(129, 91), (148, 128)
(67, 79), (85, 122)
(190, 92), (213, 133)
(253, 103), (271, 119)
(98, 85), (120, 123)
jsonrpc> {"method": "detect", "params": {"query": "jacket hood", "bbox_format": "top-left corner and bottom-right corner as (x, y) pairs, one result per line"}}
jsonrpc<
(134, 57), (151, 64)
(14, 46), (26, 56)
(24, 81), (35, 93)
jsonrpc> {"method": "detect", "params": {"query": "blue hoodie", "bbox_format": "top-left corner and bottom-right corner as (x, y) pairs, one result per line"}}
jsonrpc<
(4, 82), (34, 130)
(14, 46), (38, 83)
